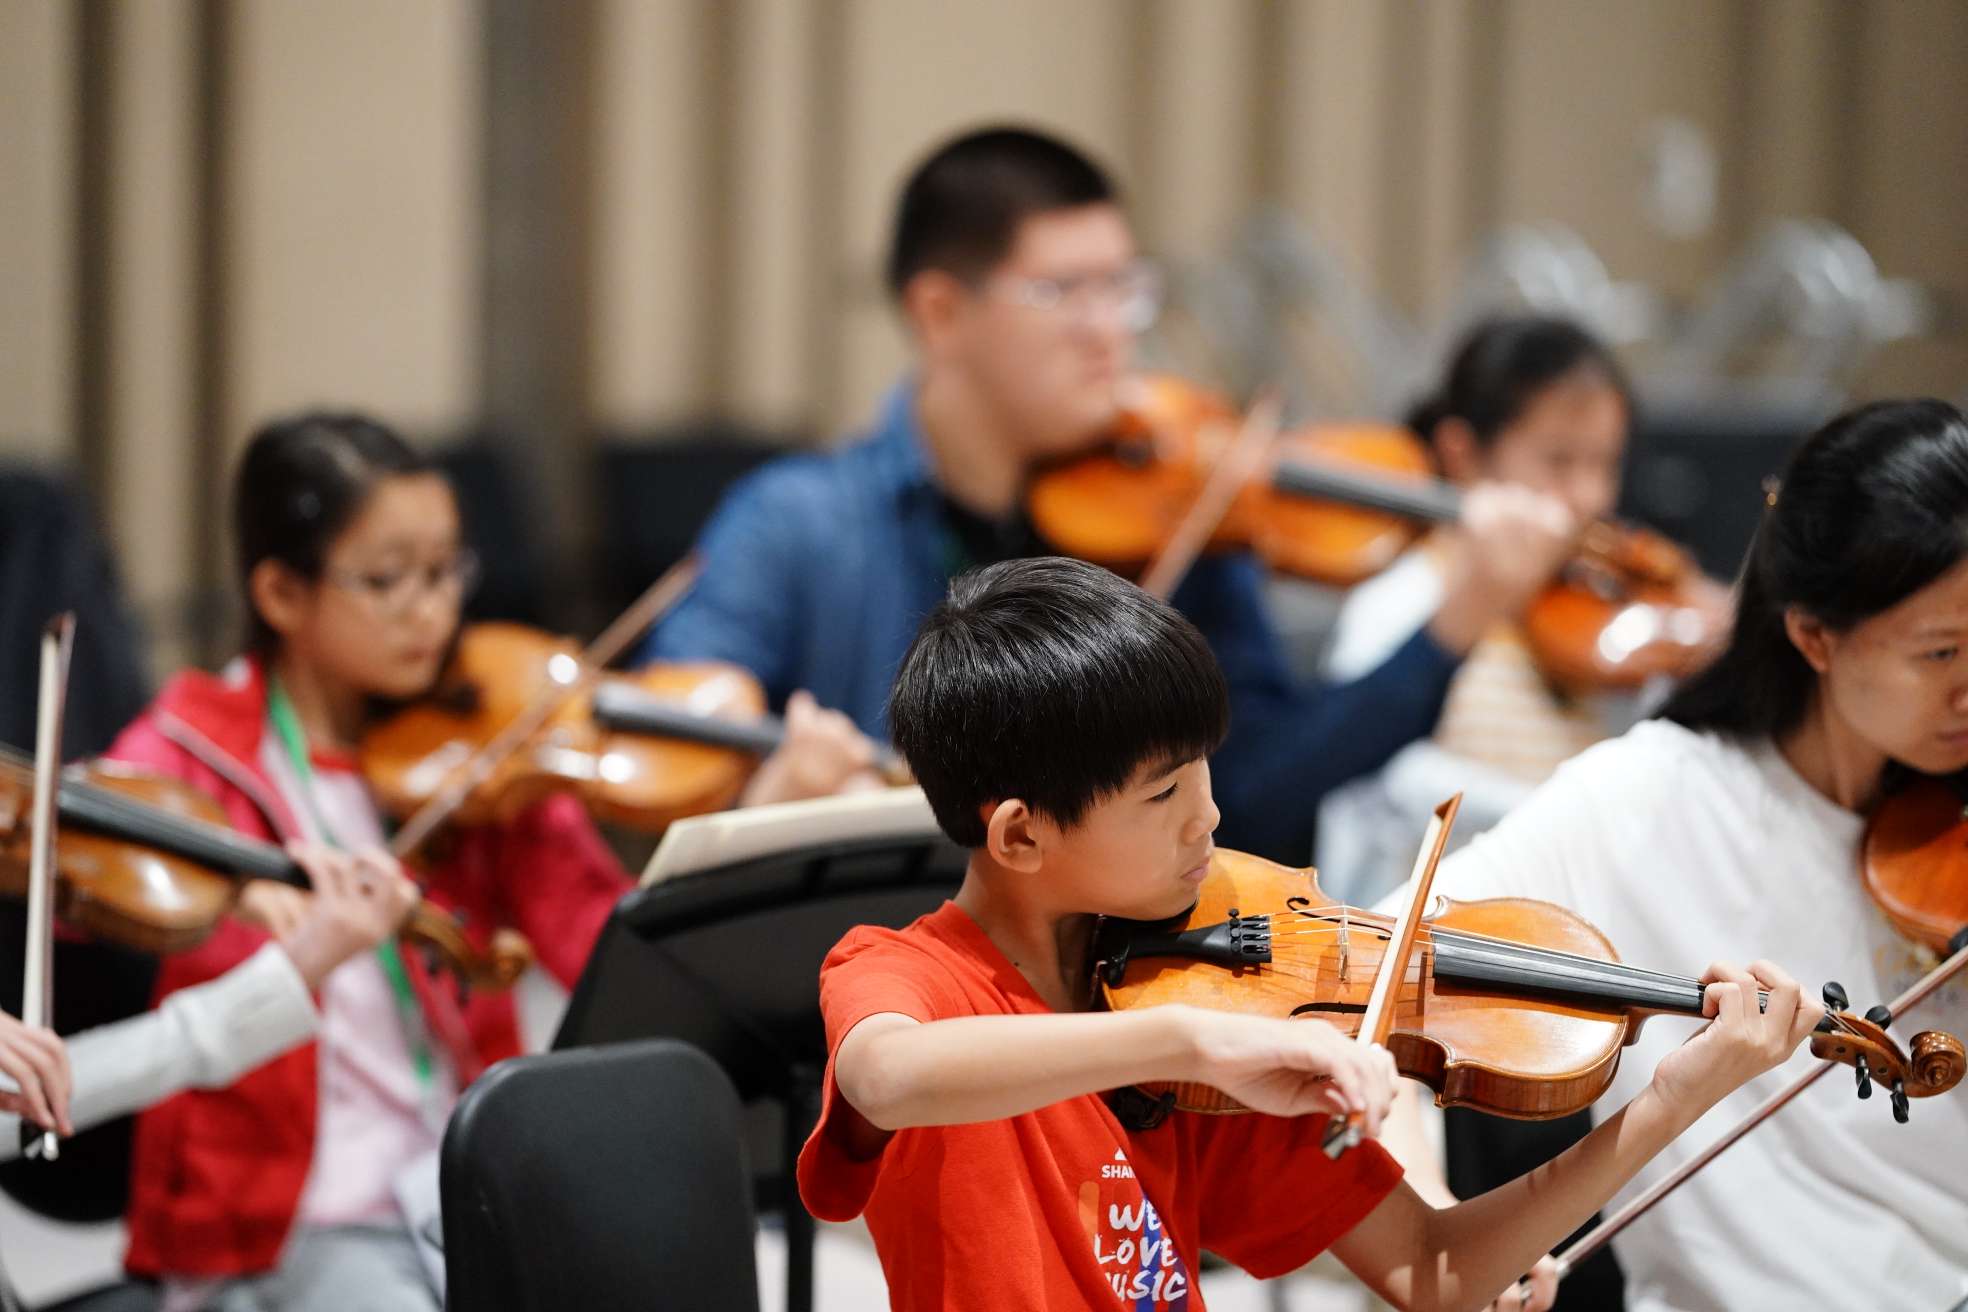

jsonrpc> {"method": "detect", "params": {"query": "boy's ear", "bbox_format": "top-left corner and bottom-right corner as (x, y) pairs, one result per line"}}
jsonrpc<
(249, 559), (311, 642)
(982, 798), (1043, 873)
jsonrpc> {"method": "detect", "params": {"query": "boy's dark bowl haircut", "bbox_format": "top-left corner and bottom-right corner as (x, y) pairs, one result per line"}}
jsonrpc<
(888, 557), (1229, 848)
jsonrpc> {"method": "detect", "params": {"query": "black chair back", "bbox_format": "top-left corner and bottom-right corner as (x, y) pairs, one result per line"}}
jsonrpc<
(430, 440), (551, 628)
(1619, 394), (1825, 580)
(441, 1039), (759, 1312)
(591, 428), (791, 622)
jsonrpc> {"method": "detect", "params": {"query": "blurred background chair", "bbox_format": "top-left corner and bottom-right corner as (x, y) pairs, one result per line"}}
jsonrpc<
(440, 1038), (759, 1312)
(590, 424), (794, 626)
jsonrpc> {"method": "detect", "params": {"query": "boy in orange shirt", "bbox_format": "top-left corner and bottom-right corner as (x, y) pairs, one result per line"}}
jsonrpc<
(797, 556), (1821, 1311)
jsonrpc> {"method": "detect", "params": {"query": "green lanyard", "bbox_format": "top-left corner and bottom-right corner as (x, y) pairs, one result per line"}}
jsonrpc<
(266, 677), (435, 1089)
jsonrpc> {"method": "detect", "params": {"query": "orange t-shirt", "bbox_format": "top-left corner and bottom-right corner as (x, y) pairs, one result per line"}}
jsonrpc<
(797, 902), (1403, 1311)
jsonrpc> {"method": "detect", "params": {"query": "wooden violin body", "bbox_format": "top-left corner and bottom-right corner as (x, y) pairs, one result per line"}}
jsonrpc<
(1028, 375), (1722, 692)
(1097, 849), (1965, 1119)
(1860, 777), (1968, 957)
(362, 622), (768, 832)
(0, 750), (530, 989)
(0, 761), (235, 955)
(1030, 377), (1435, 588)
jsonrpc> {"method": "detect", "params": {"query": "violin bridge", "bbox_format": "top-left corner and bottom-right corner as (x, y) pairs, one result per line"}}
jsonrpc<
(1338, 906), (1351, 984)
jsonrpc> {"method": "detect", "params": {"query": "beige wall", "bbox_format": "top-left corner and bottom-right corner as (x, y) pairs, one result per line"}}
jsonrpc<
(0, 0), (76, 461)
(2, 0), (1964, 659)
(223, 0), (482, 449)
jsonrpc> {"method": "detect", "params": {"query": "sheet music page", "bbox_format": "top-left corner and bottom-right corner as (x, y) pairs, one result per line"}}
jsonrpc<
(639, 786), (941, 887)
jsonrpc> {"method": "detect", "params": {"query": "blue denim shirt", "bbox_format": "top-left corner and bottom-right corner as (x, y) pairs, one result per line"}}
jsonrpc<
(641, 382), (1461, 861)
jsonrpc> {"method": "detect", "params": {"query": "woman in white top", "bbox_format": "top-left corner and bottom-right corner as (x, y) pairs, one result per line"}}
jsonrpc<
(1390, 398), (1968, 1312)
(1320, 316), (1644, 906)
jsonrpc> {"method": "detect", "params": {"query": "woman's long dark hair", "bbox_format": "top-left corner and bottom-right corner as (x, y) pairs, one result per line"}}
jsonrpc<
(1406, 315), (1632, 447)
(1660, 398), (1968, 739)
(234, 410), (431, 655)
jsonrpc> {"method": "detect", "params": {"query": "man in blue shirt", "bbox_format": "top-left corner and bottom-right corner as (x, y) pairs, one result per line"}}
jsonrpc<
(642, 126), (1573, 862)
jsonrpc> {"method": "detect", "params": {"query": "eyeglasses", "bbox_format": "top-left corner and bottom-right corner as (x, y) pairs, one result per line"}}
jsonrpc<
(987, 259), (1163, 332)
(324, 549), (481, 619)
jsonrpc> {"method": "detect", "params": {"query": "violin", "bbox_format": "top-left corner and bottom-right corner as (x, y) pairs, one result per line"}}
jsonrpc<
(1094, 848), (1966, 1121)
(362, 622), (909, 833)
(1860, 777), (1968, 959)
(1027, 376), (1721, 691)
(0, 748), (530, 990)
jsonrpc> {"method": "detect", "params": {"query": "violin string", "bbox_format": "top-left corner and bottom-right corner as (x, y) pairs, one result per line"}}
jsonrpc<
(1169, 955), (1864, 1041)
(1176, 943), (1866, 1043)
(1217, 960), (1429, 1000)
(1265, 919), (1698, 989)
(1246, 960), (1423, 986)
(1258, 934), (1663, 1001)
(1249, 912), (1866, 1040)
(1264, 910), (1772, 993)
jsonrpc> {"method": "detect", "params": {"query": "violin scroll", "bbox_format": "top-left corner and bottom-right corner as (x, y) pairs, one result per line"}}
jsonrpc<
(1907, 1030), (1968, 1097)
(1806, 1005), (1965, 1122)
(401, 902), (534, 992)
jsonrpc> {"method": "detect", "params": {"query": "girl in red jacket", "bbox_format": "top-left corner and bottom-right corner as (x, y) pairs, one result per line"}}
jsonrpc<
(106, 412), (632, 1309)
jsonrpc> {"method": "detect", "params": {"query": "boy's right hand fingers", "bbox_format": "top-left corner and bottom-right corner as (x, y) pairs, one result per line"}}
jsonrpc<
(1316, 1049), (1364, 1115)
(1361, 1044), (1396, 1136)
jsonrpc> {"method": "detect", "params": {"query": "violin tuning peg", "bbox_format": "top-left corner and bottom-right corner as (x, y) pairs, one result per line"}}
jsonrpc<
(1822, 981), (1849, 1011)
(1891, 1078), (1910, 1123)
(1865, 1004), (1893, 1030)
(1855, 1054), (1873, 1100)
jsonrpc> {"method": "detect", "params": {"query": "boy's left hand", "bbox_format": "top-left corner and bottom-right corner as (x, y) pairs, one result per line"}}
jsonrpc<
(1647, 959), (1823, 1117)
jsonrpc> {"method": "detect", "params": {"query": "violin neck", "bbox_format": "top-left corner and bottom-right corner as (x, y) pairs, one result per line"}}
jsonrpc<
(54, 771), (307, 889)
(589, 682), (786, 756)
(590, 681), (909, 779)
(1429, 933), (1711, 1017)
(1270, 458), (1463, 526)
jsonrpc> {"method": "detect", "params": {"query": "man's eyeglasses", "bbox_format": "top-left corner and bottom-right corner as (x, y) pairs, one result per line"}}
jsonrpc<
(987, 260), (1163, 332)
(324, 549), (481, 619)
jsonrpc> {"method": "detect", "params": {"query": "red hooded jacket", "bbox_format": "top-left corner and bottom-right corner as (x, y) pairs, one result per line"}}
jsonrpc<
(105, 656), (630, 1277)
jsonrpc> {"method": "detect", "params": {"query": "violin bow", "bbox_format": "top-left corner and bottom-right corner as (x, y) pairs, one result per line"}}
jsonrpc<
(1531, 924), (1968, 1289)
(1324, 792), (1463, 1157)
(1138, 388), (1284, 603)
(388, 556), (702, 861)
(19, 613), (75, 1161)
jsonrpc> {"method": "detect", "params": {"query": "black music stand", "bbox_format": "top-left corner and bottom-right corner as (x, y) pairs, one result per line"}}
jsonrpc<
(554, 825), (967, 1312)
